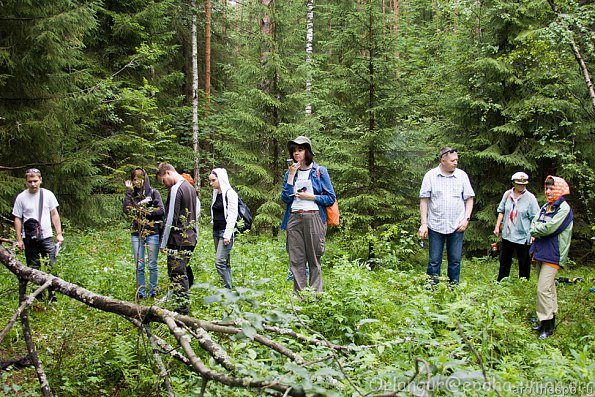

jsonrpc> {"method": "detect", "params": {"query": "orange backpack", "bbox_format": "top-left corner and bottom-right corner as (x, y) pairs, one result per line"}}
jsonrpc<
(316, 168), (340, 227)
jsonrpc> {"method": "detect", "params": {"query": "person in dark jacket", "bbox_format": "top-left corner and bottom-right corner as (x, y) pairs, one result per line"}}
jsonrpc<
(281, 136), (336, 296)
(123, 168), (164, 299)
(530, 175), (573, 340)
(156, 163), (198, 315)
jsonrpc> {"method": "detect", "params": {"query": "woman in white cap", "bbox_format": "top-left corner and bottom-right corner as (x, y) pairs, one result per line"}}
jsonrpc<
(281, 136), (336, 296)
(493, 172), (540, 281)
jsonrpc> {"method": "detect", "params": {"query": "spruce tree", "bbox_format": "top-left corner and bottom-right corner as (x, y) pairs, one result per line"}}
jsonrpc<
(0, 0), (99, 217)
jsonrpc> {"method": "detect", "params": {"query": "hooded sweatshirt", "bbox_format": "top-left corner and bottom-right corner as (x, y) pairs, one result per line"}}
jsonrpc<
(123, 169), (165, 236)
(530, 176), (573, 267)
(210, 168), (238, 240)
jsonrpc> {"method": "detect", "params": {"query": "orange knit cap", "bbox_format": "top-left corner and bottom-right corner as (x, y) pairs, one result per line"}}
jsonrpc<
(545, 175), (570, 202)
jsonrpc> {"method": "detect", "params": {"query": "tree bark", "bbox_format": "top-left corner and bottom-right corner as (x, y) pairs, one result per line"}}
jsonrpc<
(0, 245), (335, 397)
(19, 280), (52, 397)
(305, 0), (314, 115)
(192, 0), (201, 191)
(547, 0), (595, 113)
(205, 0), (212, 111)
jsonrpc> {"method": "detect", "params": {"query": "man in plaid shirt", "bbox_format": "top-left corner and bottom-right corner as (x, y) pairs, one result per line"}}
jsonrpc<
(418, 148), (475, 284)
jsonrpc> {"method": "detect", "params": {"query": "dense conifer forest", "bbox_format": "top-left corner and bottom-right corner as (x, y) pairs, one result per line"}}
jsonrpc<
(1, 0), (593, 395)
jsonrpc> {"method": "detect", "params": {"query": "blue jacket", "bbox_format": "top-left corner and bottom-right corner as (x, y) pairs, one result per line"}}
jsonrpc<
(281, 161), (336, 230)
(530, 197), (573, 267)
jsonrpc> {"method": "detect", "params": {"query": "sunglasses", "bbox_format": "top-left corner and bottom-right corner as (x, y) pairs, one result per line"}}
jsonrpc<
(439, 149), (457, 158)
(25, 168), (42, 176)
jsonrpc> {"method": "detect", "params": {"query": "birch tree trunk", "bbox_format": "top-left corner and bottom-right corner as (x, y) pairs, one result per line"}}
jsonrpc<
(192, 0), (201, 189)
(205, 0), (212, 111)
(305, 0), (314, 115)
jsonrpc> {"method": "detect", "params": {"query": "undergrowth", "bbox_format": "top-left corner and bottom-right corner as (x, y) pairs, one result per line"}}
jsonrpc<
(0, 224), (594, 396)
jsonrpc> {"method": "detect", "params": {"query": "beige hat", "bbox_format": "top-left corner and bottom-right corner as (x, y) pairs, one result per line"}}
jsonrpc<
(511, 171), (529, 185)
(288, 136), (314, 155)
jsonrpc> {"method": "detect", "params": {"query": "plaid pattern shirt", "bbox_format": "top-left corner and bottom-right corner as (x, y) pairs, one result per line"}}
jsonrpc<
(420, 165), (475, 234)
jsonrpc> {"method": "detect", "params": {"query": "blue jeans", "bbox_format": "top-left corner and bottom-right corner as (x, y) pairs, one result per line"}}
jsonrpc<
(131, 233), (160, 297)
(427, 228), (464, 284)
(213, 229), (233, 289)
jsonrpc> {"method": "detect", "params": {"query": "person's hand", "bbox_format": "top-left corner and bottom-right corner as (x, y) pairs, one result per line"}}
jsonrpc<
(493, 225), (500, 237)
(16, 240), (24, 250)
(530, 237), (535, 244)
(295, 191), (315, 201)
(56, 233), (64, 245)
(288, 162), (299, 176)
(419, 224), (428, 240)
(224, 238), (230, 245)
(456, 218), (469, 232)
(125, 180), (133, 190)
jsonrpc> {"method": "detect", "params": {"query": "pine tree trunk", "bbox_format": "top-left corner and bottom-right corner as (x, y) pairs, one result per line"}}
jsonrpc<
(367, 3), (377, 188)
(393, 0), (400, 79)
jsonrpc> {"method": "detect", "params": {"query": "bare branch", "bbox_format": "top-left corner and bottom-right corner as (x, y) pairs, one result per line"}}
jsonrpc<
(127, 317), (191, 366)
(0, 355), (33, 370)
(18, 280), (52, 397)
(0, 245), (306, 396)
(142, 323), (176, 397)
(0, 279), (52, 344)
(0, 161), (65, 171)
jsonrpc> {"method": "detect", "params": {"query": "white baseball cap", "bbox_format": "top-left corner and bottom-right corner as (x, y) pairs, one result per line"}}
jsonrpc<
(511, 172), (529, 185)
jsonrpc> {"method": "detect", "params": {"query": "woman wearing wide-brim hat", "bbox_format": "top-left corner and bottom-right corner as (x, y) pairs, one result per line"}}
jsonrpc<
(280, 136), (336, 296)
(493, 172), (540, 282)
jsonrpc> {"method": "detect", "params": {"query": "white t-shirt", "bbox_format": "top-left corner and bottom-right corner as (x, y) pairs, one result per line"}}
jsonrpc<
(291, 170), (319, 212)
(12, 188), (59, 239)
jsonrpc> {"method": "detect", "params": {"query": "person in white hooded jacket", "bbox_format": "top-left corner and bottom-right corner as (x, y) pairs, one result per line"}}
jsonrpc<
(209, 168), (238, 289)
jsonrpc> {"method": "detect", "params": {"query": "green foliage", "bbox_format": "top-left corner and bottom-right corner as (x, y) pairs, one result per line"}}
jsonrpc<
(1, 227), (594, 396)
(414, 0), (595, 255)
(312, 0), (421, 231)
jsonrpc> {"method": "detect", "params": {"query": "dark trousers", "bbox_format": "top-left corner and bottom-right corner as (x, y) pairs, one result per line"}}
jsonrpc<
(497, 239), (531, 281)
(166, 245), (195, 314)
(24, 237), (55, 269)
(24, 237), (56, 300)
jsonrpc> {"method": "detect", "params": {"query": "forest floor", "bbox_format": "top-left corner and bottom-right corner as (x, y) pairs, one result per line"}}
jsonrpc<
(1, 224), (594, 396)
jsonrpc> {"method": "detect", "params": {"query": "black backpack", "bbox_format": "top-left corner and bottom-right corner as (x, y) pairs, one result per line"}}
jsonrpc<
(236, 195), (253, 232)
(227, 191), (252, 232)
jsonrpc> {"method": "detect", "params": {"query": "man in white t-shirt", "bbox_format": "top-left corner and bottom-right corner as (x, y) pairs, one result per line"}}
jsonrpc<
(12, 168), (64, 274)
